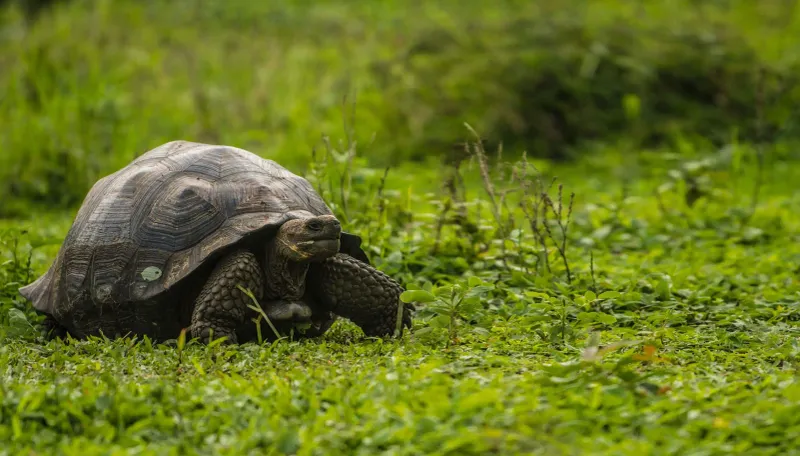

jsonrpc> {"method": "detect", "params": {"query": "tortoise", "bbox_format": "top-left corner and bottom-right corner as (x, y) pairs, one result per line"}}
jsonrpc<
(19, 140), (413, 344)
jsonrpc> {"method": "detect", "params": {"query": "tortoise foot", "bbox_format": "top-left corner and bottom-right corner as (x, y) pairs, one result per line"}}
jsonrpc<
(40, 314), (69, 341)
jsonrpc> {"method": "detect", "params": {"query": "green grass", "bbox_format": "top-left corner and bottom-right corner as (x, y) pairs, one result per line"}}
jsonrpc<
(2, 0), (800, 215)
(3, 0), (800, 454)
(2, 135), (800, 454)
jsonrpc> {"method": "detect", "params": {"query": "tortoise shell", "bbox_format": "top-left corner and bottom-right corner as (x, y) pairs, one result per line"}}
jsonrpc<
(20, 140), (368, 317)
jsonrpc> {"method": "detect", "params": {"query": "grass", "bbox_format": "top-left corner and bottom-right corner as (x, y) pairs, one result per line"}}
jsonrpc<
(2, 0), (800, 454)
(2, 0), (800, 215)
(2, 132), (800, 454)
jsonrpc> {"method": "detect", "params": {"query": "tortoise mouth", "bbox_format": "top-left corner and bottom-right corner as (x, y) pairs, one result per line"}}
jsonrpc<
(296, 233), (341, 244)
(289, 237), (341, 262)
(306, 238), (340, 253)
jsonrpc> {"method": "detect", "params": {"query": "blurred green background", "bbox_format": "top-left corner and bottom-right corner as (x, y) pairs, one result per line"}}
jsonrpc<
(1, 0), (798, 216)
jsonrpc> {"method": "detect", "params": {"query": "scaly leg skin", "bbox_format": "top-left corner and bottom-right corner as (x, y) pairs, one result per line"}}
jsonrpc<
(190, 249), (264, 344)
(307, 253), (413, 337)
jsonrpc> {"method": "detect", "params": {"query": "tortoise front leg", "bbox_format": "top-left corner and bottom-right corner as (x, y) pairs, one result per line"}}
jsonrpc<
(190, 249), (264, 344)
(307, 253), (413, 337)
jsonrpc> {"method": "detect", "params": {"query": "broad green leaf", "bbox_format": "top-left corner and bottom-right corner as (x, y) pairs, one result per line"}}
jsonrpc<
(400, 289), (436, 303)
(459, 296), (483, 316)
(433, 286), (454, 298)
(598, 291), (620, 299)
(597, 313), (617, 325)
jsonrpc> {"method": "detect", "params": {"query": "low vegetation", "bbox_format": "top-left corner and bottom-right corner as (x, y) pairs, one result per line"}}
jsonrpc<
(3, 129), (800, 454)
(2, 0), (800, 454)
(1, 0), (799, 215)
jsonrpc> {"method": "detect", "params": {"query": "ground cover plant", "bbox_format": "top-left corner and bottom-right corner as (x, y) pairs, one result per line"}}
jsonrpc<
(2, 130), (800, 455)
(2, 0), (800, 455)
(2, 0), (800, 215)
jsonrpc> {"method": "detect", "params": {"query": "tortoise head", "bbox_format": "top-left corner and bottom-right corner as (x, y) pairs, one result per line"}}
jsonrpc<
(274, 214), (341, 262)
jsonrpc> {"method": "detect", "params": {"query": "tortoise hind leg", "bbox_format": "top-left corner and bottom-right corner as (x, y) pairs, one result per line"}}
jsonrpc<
(189, 249), (263, 344)
(41, 314), (69, 341)
(307, 253), (413, 337)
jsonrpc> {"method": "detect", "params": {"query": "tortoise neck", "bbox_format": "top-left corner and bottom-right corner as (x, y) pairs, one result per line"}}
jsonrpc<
(263, 241), (309, 301)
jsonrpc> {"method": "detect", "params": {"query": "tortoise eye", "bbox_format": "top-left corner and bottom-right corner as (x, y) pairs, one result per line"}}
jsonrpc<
(307, 220), (324, 231)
